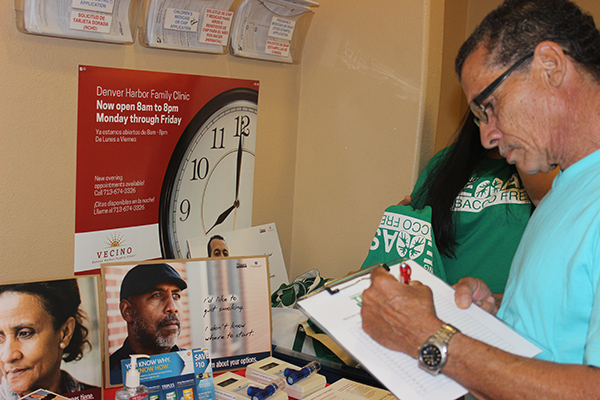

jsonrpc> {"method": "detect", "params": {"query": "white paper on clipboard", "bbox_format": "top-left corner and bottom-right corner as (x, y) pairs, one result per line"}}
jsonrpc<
(296, 260), (541, 400)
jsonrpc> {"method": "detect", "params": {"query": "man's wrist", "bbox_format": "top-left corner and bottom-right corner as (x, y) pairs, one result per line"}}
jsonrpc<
(417, 323), (461, 375)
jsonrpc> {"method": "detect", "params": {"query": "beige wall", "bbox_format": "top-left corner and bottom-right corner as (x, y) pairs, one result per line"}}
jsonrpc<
(0, 1), (441, 282)
(435, 0), (469, 153)
(290, 0), (444, 279)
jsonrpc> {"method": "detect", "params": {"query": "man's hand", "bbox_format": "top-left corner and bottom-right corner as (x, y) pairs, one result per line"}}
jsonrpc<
(453, 277), (499, 314)
(361, 267), (443, 358)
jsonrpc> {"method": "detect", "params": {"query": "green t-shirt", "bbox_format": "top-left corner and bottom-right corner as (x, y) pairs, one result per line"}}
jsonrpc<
(411, 147), (532, 293)
(361, 205), (447, 281)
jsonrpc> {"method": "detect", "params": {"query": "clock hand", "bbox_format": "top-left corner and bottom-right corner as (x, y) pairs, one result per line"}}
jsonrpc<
(235, 133), (243, 201)
(233, 131), (244, 229)
(207, 134), (245, 235)
(206, 204), (235, 234)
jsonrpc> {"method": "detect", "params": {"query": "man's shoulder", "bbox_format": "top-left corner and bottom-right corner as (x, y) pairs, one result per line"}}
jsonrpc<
(109, 339), (132, 370)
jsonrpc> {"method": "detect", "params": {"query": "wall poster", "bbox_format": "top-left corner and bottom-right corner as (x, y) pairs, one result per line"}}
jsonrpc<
(0, 275), (103, 399)
(76, 65), (260, 272)
(102, 258), (272, 386)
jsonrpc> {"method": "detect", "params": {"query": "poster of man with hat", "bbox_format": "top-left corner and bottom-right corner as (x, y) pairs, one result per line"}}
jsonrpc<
(104, 263), (190, 385)
(101, 257), (272, 388)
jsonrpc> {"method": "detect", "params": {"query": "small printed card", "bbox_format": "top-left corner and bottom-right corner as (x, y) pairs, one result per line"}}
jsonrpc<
(20, 389), (70, 400)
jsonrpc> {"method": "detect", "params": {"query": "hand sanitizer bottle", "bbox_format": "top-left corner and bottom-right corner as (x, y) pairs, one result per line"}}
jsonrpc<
(116, 354), (150, 400)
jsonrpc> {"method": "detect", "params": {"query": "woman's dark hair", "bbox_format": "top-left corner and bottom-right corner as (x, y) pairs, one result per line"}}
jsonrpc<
(412, 111), (518, 257)
(0, 279), (90, 362)
(455, 0), (600, 83)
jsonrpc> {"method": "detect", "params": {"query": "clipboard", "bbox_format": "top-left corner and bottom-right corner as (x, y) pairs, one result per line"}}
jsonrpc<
(296, 259), (541, 400)
(322, 262), (390, 295)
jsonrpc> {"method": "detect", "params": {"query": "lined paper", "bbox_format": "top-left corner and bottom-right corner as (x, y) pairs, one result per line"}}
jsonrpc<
(297, 260), (540, 400)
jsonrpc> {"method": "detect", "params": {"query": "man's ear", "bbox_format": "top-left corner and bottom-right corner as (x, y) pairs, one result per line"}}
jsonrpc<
(120, 299), (134, 322)
(535, 41), (568, 87)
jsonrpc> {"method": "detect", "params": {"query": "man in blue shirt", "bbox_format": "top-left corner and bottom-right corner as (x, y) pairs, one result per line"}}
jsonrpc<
(361, 0), (600, 398)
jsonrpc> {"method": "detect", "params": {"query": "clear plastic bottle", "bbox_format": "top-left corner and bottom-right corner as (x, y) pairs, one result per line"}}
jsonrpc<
(247, 377), (286, 400)
(116, 354), (150, 400)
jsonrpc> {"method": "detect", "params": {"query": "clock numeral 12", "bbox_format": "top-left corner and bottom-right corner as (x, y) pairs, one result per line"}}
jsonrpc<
(234, 115), (251, 138)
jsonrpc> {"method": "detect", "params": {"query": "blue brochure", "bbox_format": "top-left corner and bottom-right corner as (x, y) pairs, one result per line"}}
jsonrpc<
(121, 348), (215, 400)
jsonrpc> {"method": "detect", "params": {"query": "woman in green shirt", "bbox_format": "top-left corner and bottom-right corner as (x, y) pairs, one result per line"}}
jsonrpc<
(408, 111), (555, 293)
(363, 111), (555, 294)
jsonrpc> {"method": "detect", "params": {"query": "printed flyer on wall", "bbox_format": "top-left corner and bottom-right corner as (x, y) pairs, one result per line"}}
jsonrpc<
(187, 223), (290, 290)
(75, 65), (260, 273)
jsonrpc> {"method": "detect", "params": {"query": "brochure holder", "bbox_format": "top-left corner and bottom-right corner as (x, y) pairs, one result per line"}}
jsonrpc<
(230, 0), (317, 64)
(138, 0), (236, 54)
(14, 0), (142, 44)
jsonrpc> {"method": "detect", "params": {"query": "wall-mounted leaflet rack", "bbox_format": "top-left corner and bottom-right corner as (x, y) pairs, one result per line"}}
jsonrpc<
(15, 0), (142, 44)
(230, 0), (318, 64)
(138, 0), (236, 54)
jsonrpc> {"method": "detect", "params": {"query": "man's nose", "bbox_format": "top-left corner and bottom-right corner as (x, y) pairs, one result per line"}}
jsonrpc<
(479, 119), (501, 149)
(164, 294), (180, 314)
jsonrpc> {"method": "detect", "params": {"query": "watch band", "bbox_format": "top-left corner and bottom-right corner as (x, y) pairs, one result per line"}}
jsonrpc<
(434, 323), (460, 342)
(418, 323), (461, 375)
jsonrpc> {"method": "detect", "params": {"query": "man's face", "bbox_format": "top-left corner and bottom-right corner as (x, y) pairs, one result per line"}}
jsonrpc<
(128, 283), (182, 354)
(461, 46), (559, 174)
(209, 239), (229, 257)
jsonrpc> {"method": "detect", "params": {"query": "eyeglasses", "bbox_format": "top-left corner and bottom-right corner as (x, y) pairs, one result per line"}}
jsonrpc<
(470, 51), (534, 127)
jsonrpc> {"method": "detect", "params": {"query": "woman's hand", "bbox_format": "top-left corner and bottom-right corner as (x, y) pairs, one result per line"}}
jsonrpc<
(398, 195), (411, 206)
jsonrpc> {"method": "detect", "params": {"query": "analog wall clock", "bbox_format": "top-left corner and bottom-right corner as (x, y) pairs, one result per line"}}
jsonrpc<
(159, 87), (258, 259)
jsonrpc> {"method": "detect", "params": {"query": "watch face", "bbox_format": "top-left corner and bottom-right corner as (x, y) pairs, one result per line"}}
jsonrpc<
(420, 343), (442, 368)
(159, 88), (258, 259)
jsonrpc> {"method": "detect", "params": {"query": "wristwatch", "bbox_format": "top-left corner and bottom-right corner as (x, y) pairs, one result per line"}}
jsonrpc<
(418, 323), (460, 375)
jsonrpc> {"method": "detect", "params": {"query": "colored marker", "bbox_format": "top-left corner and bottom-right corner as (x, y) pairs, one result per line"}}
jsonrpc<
(400, 263), (411, 284)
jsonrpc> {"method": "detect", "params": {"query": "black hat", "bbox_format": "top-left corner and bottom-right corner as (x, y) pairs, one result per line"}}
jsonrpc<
(120, 263), (187, 300)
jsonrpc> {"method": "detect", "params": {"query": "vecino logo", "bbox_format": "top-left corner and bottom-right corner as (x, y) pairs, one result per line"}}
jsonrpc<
(96, 232), (134, 259)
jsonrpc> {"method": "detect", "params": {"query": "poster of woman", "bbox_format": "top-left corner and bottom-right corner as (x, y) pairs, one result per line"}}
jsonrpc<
(0, 276), (103, 400)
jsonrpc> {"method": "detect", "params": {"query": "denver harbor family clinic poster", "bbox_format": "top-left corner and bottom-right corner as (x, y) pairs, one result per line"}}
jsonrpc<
(75, 66), (259, 272)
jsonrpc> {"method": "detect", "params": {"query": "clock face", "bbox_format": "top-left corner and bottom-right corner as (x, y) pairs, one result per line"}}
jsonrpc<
(159, 88), (258, 259)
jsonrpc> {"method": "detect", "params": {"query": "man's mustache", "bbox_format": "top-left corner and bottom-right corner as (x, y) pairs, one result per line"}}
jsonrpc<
(158, 314), (180, 328)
